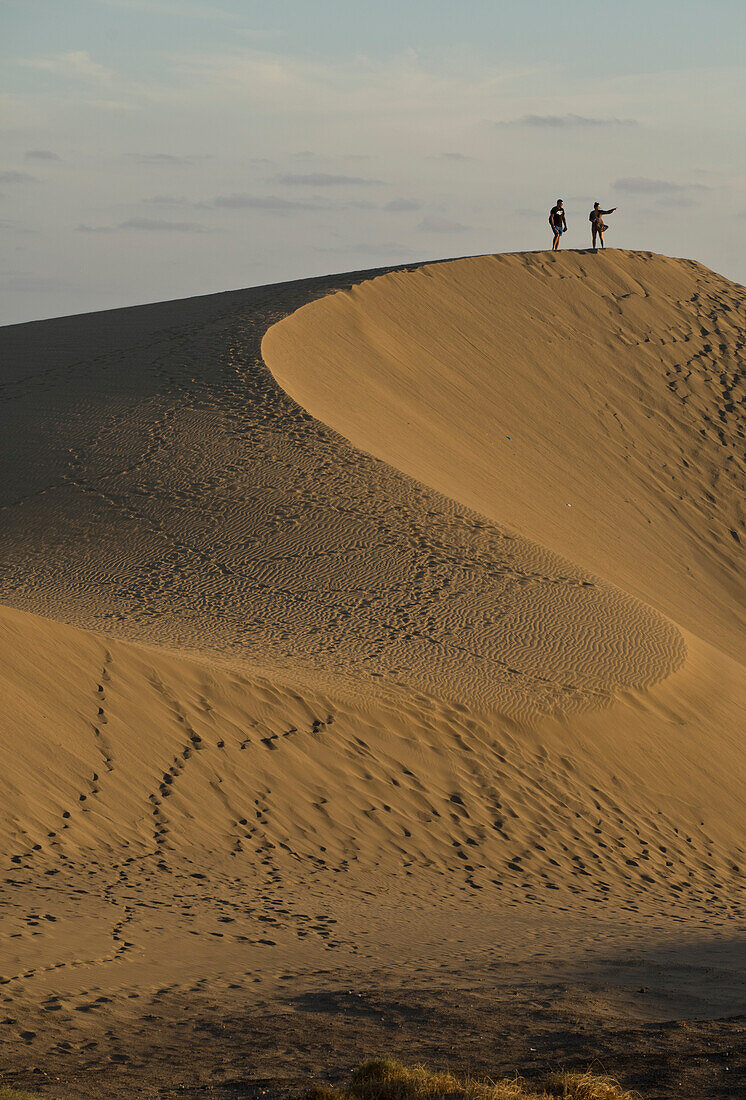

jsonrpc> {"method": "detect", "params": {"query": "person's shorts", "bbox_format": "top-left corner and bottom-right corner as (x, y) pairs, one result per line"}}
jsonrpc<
(553, 225), (564, 235)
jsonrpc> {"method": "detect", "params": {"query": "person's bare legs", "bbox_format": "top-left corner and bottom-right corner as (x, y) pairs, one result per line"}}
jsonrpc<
(598, 229), (605, 249)
(592, 227), (598, 251)
(552, 230), (560, 251)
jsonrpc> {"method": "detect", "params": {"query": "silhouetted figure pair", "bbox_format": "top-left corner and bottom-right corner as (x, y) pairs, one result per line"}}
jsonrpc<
(548, 200), (618, 250)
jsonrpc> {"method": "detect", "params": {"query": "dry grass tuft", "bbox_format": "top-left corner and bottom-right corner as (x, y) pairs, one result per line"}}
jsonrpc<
(308, 1059), (643, 1100)
(542, 1069), (642, 1099)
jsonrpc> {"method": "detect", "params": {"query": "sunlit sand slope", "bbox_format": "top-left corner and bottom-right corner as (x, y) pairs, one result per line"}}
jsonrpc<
(264, 250), (745, 660)
(2, 600), (744, 911)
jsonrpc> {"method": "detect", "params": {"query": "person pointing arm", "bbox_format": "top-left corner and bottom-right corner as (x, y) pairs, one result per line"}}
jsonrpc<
(590, 202), (617, 250)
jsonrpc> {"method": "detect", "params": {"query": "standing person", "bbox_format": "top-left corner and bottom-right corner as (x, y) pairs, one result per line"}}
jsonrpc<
(590, 202), (617, 249)
(549, 199), (567, 250)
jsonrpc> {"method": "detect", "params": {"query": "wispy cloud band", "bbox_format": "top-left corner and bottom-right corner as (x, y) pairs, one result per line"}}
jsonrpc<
(497, 114), (638, 128)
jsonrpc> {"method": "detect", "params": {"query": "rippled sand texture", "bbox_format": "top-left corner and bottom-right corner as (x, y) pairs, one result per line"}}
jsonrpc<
(1, 259), (690, 719)
(0, 251), (744, 1078)
(264, 251), (744, 660)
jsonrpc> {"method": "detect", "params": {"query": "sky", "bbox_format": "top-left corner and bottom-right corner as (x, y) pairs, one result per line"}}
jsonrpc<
(1, 0), (745, 324)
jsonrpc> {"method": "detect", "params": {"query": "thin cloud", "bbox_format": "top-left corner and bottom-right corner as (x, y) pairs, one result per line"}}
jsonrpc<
(661, 196), (701, 208)
(417, 215), (471, 234)
(169, 45), (535, 126)
(89, 0), (236, 16)
(129, 153), (211, 165)
(291, 150), (370, 162)
(144, 194), (191, 205)
(385, 198), (423, 212)
(274, 172), (383, 187)
(313, 241), (416, 258)
(0, 171), (38, 184)
(79, 218), (216, 233)
(20, 51), (113, 82)
(615, 177), (710, 193)
(430, 152), (476, 161)
(0, 220), (35, 235)
(119, 217), (215, 232)
(200, 193), (325, 212)
(25, 150), (61, 161)
(498, 114), (638, 128)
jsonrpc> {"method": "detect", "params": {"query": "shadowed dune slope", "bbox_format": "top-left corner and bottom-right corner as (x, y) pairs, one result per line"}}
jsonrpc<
(264, 250), (745, 660)
(0, 252), (745, 1029)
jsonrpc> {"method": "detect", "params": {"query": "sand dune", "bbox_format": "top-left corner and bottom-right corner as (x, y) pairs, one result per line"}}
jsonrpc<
(264, 251), (744, 660)
(0, 250), (744, 1093)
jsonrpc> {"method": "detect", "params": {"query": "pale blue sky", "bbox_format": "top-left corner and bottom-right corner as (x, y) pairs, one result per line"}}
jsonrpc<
(2, 0), (744, 322)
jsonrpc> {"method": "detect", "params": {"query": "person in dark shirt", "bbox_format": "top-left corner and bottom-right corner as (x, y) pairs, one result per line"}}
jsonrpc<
(590, 202), (617, 249)
(549, 199), (567, 250)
